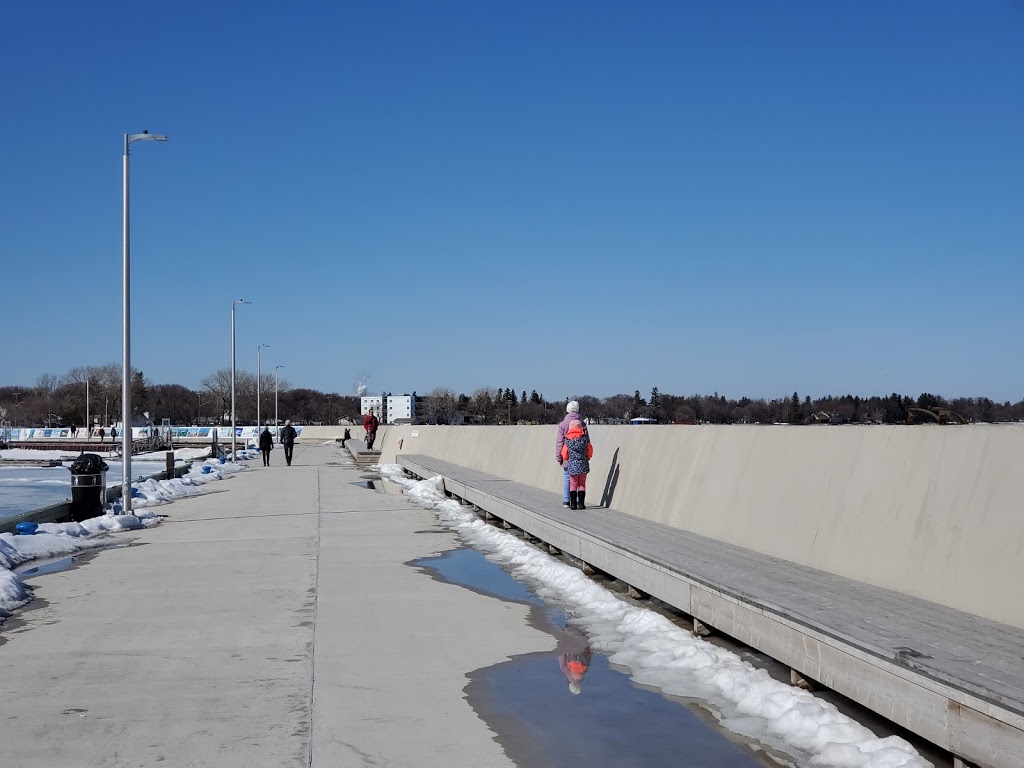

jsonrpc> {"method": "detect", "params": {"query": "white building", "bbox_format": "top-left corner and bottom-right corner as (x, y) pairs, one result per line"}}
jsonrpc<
(360, 396), (383, 418)
(387, 395), (415, 424)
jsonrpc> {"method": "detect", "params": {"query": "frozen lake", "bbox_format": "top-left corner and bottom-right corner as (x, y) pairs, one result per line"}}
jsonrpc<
(0, 462), (153, 522)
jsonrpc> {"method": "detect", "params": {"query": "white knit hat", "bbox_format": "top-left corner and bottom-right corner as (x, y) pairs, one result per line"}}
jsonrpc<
(566, 400), (579, 413)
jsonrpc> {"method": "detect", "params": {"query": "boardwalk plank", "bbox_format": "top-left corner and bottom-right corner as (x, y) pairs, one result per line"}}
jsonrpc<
(400, 454), (1024, 718)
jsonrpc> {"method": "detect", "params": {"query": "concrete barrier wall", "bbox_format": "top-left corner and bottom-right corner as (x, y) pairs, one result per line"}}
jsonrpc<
(372, 423), (1024, 629)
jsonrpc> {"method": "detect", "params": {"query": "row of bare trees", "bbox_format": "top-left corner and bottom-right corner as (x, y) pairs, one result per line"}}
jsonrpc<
(3, 368), (1022, 428)
(0, 365), (309, 428)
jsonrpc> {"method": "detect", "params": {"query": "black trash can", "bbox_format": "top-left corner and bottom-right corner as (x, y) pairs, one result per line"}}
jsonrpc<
(68, 453), (108, 522)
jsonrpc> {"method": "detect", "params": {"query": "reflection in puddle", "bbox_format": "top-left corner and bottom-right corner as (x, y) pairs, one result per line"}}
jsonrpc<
(415, 548), (767, 768)
(16, 556), (76, 579)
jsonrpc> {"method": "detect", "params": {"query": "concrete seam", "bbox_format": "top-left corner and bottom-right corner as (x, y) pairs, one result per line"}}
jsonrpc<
(307, 466), (322, 768)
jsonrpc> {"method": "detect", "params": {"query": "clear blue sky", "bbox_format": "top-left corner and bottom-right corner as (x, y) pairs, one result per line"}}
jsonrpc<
(2, 1), (1022, 402)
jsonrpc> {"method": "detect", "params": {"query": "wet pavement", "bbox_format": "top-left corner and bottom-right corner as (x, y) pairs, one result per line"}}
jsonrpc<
(415, 548), (774, 768)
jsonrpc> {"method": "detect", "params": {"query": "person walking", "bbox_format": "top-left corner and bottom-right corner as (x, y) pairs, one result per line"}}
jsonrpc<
(363, 409), (379, 450)
(556, 401), (588, 507)
(98, 427), (105, 443)
(560, 418), (594, 509)
(110, 426), (117, 442)
(258, 426), (274, 466)
(280, 420), (297, 466)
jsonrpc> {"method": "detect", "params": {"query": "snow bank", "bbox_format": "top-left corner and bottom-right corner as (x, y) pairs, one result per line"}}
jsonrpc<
(378, 464), (931, 768)
(0, 457), (249, 618)
(0, 531), (107, 615)
(0, 448), (82, 462)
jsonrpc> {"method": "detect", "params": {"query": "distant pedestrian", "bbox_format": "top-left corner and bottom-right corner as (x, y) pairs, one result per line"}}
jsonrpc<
(556, 401), (588, 507)
(70, 424), (78, 438)
(110, 426), (117, 441)
(363, 410), (379, 450)
(98, 427), (105, 443)
(560, 419), (593, 509)
(280, 420), (297, 466)
(259, 426), (274, 466)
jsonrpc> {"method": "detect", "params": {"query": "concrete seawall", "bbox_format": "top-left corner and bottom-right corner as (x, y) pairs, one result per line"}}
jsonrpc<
(366, 423), (1024, 629)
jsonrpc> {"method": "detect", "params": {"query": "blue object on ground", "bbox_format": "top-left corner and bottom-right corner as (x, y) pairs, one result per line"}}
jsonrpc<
(219, 457), (226, 464)
(202, 465), (213, 474)
(130, 487), (142, 497)
(15, 522), (39, 535)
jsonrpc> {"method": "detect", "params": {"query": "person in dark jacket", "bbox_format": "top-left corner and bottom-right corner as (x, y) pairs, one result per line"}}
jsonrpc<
(258, 426), (274, 466)
(280, 420), (297, 466)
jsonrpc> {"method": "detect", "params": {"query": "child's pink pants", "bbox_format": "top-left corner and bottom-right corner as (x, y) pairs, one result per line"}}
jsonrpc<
(569, 474), (587, 491)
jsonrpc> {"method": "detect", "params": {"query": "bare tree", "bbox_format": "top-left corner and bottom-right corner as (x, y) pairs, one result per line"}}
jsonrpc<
(426, 387), (457, 425)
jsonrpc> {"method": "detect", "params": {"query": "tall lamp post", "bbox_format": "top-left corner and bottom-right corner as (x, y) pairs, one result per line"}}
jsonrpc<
(256, 343), (270, 429)
(122, 130), (167, 513)
(275, 365), (285, 438)
(231, 299), (251, 460)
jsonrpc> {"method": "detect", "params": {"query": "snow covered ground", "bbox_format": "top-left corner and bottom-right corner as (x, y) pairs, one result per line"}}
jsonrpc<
(0, 447), (212, 462)
(0, 451), (257, 622)
(378, 464), (932, 768)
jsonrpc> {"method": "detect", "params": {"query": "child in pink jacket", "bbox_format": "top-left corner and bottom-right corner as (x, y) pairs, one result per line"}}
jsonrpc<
(560, 419), (594, 509)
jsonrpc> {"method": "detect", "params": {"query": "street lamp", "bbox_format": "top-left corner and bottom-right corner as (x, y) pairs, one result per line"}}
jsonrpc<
(275, 365), (285, 438)
(122, 130), (167, 513)
(256, 343), (270, 429)
(231, 298), (250, 459)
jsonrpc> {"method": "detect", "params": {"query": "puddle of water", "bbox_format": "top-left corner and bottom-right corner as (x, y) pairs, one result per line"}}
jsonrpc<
(416, 548), (543, 607)
(415, 548), (770, 768)
(16, 556), (76, 579)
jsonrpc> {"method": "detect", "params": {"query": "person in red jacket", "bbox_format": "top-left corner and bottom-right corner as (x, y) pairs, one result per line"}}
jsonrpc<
(363, 410), (379, 450)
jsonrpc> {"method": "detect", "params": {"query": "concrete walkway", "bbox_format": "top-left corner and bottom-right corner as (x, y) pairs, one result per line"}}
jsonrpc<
(2, 444), (550, 767)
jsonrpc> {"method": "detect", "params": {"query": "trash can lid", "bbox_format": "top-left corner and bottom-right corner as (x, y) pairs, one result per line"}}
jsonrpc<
(70, 453), (109, 474)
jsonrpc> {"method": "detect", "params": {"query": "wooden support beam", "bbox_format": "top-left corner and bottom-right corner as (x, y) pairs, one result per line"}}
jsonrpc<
(790, 669), (814, 691)
(626, 585), (649, 600)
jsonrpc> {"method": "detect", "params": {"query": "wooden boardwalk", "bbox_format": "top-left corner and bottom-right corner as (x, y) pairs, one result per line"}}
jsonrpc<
(399, 454), (1023, 768)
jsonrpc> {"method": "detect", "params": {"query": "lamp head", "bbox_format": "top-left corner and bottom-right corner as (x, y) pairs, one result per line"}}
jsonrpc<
(127, 130), (169, 143)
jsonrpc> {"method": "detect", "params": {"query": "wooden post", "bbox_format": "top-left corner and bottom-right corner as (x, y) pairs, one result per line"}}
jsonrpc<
(165, 451), (175, 477)
(626, 585), (649, 600)
(790, 669), (814, 691)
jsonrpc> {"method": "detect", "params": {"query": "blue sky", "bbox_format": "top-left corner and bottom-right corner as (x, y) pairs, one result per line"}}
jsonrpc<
(2, 1), (1021, 401)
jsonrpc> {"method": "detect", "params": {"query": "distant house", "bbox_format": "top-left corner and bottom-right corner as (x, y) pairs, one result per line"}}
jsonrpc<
(630, 417), (657, 425)
(811, 411), (845, 425)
